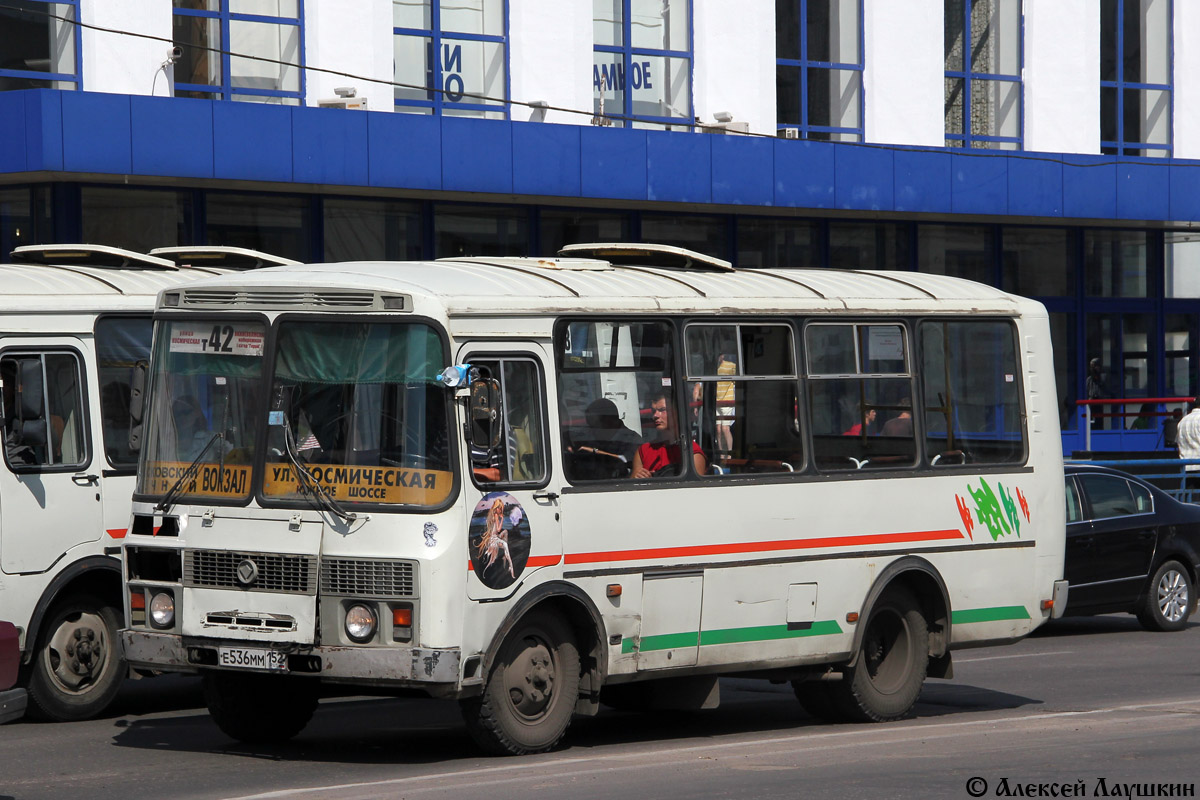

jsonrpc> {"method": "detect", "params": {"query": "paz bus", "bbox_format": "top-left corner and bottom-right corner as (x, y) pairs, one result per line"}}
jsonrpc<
(0, 244), (291, 721)
(119, 243), (1067, 754)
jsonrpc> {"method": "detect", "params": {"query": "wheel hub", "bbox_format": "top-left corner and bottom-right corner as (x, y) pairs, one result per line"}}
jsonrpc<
(504, 638), (555, 719)
(1158, 570), (1189, 622)
(46, 612), (109, 692)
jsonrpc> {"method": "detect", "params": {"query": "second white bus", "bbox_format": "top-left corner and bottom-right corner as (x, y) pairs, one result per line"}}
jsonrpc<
(120, 243), (1067, 753)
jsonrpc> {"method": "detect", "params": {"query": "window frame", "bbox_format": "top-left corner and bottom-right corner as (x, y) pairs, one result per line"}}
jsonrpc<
(172, 0), (306, 104)
(944, 0), (1024, 151)
(1, 347), (91, 475)
(393, 0), (510, 118)
(775, 0), (865, 141)
(1100, 0), (1173, 157)
(464, 353), (552, 491)
(0, 0), (81, 91)
(593, 0), (694, 128)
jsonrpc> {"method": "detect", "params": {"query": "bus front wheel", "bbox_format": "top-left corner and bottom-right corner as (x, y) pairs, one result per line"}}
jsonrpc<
(203, 672), (318, 743)
(461, 610), (581, 755)
(836, 585), (928, 722)
(26, 593), (125, 721)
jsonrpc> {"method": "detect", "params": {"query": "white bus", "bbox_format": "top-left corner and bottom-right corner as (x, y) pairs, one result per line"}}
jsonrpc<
(0, 244), (280, 721)
(120, 244), (1067, 754)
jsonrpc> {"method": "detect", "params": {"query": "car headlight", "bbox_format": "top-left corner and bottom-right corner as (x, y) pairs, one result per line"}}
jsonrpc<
(345, 603), (377, 643)
(149, 591), (175, 628)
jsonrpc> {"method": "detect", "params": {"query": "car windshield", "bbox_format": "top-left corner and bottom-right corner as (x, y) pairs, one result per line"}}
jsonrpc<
(261, 320), (454, 508)
(138, 320), (266, 503)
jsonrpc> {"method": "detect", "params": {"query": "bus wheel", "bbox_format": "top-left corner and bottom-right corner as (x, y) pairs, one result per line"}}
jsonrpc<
(836, 586), (928, 722)
(1137, 560), (1194, 632)
(26, 593), (125, 721)
(203, 672), (318, 743)
(461, 611), (581, 755)
(791, 680), (848, 723)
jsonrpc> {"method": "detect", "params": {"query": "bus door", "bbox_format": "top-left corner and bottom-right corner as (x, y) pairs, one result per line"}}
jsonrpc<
(458, 347), (562, 601)
(0, 342), (104, 574)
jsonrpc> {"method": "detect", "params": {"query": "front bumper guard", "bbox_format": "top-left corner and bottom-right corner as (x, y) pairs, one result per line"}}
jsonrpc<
(121, 630), (461, 685)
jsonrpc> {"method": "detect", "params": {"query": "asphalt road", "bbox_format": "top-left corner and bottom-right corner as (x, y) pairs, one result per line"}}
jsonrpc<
(2, 614), (1198, 800)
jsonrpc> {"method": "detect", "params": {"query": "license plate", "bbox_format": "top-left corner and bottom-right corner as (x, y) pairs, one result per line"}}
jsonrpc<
(217, 646), (287, 672)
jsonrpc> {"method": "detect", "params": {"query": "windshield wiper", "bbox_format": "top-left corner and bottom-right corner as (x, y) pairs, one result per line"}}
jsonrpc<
(155, 431), (224, 514)
(280, 421), (358, 524)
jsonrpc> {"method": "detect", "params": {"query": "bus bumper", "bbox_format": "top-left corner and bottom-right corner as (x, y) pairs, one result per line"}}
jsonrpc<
(121, 630), (462, 685)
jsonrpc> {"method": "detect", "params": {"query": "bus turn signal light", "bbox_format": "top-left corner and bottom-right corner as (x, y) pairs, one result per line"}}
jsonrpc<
(392, 608), (412, 627)
(606, 584), (622, 597)
(129, 590), (146, 610)
(846, 612), (859, 623)
(1041, 599), (1054, 611)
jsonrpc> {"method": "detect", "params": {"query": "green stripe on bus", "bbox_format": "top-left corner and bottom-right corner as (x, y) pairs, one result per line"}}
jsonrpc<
(952, 606), (1031, 624)
(621, 621), (843, 654)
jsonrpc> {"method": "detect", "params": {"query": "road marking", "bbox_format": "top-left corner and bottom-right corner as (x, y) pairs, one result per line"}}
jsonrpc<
(955, 649), (1073, 663)
(225, 696), (1200, 800)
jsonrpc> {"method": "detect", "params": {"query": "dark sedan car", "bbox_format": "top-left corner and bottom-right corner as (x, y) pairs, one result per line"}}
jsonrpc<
(1064, 464), (1200, 631)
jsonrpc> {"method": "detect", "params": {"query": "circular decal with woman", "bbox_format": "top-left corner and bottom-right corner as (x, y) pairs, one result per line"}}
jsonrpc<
(468, 492), (531, 590)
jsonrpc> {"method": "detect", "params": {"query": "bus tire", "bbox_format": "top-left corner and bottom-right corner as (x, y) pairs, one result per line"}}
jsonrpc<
(26, 593), (125, 722)
(461, 610), (580, 755)
(203, 672), (318, 743)
(835, 586), (928, 722)
(791, 680), (848, 723)
(1137, 560), (1194, 632)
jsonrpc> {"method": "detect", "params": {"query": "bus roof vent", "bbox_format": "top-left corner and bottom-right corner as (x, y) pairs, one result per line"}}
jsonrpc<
(149, 246), (301, 270)
(558, 242), (734, 272)
(178, 288), (386, 310)
(10, 244), (177, 270)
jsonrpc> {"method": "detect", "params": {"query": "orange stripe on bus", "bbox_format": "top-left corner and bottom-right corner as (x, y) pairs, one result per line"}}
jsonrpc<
(106, 528), (127, 539)
(564, 529), (966, 565)
(467, 554), (563, 572)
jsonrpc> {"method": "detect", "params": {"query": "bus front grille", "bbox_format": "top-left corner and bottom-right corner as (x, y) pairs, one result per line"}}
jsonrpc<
(185, 550), (317, 594)
(320, 558), (418, 598)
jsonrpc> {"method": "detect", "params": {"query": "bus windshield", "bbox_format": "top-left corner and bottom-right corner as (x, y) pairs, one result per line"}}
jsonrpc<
(138, 319), (455, 509)
(261, 320), (454, 508)
(138, 320), (267, 503)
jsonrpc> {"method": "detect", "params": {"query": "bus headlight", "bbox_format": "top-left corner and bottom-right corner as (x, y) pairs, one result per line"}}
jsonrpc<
(345, 604), (377, 643)
(149, 591), (175, 628)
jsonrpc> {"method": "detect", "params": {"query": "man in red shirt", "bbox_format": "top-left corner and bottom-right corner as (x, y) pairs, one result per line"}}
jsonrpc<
(632, 392), (707, 478)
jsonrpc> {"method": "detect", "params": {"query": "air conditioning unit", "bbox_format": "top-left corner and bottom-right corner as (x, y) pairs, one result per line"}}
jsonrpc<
(779, 128), (800, 139)
(318, 97), (368, 110)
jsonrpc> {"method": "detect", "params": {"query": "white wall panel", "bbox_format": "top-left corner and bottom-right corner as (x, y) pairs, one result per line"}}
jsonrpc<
(304, 0), (394, 110)
(1025, 0), (1098, 154)
(693, 0), (775, 135)
(863, 0), (943, 146)
(1175, 2), (1200, 159)
(510, 0), (593, 124)
(80, 0), (171, 96)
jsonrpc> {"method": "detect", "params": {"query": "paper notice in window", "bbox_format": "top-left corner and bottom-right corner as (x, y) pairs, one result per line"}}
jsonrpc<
(169, 324), (265, 356)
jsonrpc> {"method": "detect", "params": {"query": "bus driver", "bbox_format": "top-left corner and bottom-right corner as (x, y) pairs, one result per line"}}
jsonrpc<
(631, 391), (708, 478)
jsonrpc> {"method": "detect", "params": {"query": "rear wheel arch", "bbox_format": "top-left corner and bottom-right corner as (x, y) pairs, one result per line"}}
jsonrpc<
(849, 557), (950, 668)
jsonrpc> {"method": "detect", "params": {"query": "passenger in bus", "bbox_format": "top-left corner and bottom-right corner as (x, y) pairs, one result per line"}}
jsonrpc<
(579, 398), (641, 463)
(631, 391), (707, 478)
(843, 405), (876, 436)
(881, 397), (913, 437)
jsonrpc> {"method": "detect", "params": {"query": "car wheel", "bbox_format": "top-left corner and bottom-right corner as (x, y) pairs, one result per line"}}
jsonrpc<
(26, 593), (125, 722)
(1137, 560), (1194, 632)
(460, 611), (580, 755)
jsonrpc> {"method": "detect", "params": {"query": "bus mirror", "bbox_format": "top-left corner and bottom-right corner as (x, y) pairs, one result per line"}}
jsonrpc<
(469, 377), (501, 451)
(128, 360), (148, 453)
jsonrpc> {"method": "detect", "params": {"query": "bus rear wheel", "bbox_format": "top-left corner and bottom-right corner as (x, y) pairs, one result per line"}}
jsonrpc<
(834, 586), (928, 722)
(26, 593), (125, 722)
(203, 672), (318, 743)
(461, 610), (580, 755)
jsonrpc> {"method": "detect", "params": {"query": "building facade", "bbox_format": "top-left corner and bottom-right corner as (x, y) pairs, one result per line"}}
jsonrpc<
(1, 0), (1198, 456)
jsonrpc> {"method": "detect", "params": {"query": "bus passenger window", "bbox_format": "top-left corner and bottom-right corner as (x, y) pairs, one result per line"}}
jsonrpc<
(806, 323), (915, 471)
(467, 358), (548, 486)
(1, 352), (87, 470)
(685, 323), (801, 475)
(920, 321), (1025, 466)
(557, 320), (691, 481)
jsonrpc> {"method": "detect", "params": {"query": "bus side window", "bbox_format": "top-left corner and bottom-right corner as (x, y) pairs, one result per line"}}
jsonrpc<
(685, 323), (801, 475)
(1, 352), (88, 470)
(468, 357), (547, 486)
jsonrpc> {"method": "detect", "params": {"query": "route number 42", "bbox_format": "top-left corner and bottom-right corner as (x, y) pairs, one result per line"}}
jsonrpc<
(206, 325), (235, 353)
